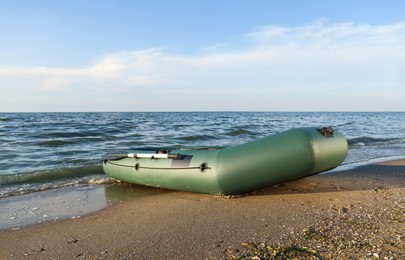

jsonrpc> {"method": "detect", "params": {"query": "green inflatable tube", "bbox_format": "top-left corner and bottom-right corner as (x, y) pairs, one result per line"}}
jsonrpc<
(102, 127), (348, 195)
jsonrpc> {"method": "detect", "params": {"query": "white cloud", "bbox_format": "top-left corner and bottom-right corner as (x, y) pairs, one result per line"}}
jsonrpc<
(40, 78), (73, 90)
(248, 21), (405, 49)
(0, 22), (404, 111)
(200, 43), (230, 52)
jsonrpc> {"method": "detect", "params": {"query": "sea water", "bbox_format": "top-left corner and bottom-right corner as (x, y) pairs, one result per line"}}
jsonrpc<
(0, 112), (404, 197)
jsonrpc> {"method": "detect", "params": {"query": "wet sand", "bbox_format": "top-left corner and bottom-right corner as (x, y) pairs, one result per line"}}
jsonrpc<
(0, 160), (404, 259)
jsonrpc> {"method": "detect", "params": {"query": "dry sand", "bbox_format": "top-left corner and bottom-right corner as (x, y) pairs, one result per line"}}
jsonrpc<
(0, 160), (404, 259)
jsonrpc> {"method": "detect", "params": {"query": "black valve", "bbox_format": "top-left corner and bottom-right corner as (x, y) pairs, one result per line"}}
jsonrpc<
(317, 127), (334, 138)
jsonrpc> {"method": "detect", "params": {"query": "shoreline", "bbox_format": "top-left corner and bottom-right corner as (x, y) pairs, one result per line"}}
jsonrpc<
(0, 159), (404, 259)
(0, 180), (169, 231)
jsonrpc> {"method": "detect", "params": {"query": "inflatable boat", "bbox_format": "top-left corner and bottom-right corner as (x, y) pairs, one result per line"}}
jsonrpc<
(102, 127), (348, 195)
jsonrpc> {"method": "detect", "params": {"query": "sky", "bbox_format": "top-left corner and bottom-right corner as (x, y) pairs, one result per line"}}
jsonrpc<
(1, 0), (404, 112)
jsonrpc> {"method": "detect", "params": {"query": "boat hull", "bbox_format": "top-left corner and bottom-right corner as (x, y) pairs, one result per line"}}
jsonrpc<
(103, 127), (348, 195)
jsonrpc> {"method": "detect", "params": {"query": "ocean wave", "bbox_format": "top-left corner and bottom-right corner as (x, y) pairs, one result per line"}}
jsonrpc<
(0, 165), (103, 185)
(177, 135), (220, 142)
(38, 139), (72, 147)
(32, 131), (108, 139)
(226, 129), (255, 136)
(336, 121), (354, 127)
(347, 136), (405, 148)
(0, 176), (118, 198)
(0, 117), (14, 122)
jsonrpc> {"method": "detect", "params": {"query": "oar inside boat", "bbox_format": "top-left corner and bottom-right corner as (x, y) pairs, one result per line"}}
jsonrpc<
(103, 151), (181, 161)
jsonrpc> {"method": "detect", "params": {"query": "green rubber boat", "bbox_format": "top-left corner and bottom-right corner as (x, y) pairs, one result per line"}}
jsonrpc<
(102, 127), (348, 195)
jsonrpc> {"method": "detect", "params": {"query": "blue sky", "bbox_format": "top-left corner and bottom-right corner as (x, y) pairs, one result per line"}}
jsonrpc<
(1, 0), (404, 111)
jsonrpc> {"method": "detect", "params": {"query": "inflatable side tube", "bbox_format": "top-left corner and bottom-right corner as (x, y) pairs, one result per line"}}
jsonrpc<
(216, 127), (348, 194)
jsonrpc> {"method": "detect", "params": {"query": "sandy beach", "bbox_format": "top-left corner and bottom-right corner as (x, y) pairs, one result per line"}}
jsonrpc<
(0, 160), (404, 259)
